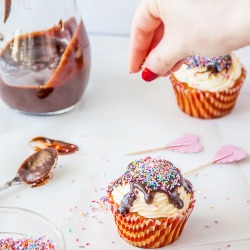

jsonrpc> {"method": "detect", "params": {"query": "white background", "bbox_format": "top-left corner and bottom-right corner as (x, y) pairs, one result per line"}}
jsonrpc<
(77, 0), (140, 35)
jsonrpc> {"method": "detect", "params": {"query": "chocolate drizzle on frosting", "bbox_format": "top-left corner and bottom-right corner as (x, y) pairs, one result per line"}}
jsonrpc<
(118, 187), (137, 216)
(108, 157), (193, 216)
(185, 55), (232, 73)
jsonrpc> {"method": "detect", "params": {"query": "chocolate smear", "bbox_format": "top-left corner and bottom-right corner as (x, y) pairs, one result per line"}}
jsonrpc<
(3, 0), (11, 23)
(29, 136), (79, 155)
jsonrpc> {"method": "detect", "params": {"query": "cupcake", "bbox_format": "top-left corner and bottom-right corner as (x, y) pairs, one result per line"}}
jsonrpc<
(170, 54), (246, 119)
(107, 157), (195, 248)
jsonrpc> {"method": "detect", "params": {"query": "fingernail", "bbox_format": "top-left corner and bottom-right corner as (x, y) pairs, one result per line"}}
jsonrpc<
(142, 68), (158, 82)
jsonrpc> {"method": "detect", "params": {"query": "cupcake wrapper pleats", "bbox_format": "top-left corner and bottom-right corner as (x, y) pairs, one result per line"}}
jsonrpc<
(110, 199), (195, 248)
(170, 67), (246, 119)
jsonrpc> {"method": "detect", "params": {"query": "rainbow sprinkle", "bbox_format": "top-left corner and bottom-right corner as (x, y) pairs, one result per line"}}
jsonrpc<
(0, 236), (56, 250)
(185, 55), (232, 72)
(108, 157), (193, 215)
(122, 157), (182, 192)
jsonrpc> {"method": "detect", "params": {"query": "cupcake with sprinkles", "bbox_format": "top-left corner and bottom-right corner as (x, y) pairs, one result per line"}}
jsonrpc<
(170, 53), (246, 119)
(107, 157), (195, 248)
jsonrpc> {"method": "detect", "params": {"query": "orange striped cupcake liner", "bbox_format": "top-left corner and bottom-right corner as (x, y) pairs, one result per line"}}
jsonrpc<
(170, 67), (246, 119)
(110, 199), (195, 248)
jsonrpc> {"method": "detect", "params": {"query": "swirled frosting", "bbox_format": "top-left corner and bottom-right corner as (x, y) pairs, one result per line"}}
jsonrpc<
(173, 54), (242, 92)
(107, 157), (194, 218)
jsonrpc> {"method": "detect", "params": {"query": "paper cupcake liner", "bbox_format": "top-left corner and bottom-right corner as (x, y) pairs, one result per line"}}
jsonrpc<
(170, 67), (246, 119)
(110, 199), (195, 248)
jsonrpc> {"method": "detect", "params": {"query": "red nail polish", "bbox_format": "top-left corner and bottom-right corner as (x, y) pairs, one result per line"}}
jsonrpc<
(142, 68), (158, 82)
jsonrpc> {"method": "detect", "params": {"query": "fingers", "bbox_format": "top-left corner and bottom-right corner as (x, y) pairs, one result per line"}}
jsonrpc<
(170, 59), (185, 73)
(141, 36), (185, 80)
(141, 60), (185, 82)
(149, 23), (164, 52)
(129, 0), (187, 81)
(128, 0), (162, 73)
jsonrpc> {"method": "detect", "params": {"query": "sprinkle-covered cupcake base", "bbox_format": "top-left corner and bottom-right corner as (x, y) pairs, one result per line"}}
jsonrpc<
(170, 67), (246, 119)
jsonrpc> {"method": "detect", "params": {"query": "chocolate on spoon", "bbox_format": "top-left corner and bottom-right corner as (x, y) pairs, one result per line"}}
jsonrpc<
(0, 148), (58, 192)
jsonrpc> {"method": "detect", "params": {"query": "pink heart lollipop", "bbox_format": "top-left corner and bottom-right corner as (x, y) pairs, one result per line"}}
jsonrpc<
(184, 145), (247, 175)
(212, 145), (247, 164)
(127, 134), (203, 156)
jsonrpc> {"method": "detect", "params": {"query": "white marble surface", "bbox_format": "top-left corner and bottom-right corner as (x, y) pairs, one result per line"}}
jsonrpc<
(0, 35), (250, 250)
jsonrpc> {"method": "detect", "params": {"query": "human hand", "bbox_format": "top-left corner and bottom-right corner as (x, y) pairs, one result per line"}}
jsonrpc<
(129, 0), (250, 81)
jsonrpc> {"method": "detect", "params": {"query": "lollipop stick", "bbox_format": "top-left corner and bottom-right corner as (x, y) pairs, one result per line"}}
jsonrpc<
(126, 147), (167, 156)
(184, 162), (212, 175)
(184, 145), (248, 176)
(126, 134), (202, 156)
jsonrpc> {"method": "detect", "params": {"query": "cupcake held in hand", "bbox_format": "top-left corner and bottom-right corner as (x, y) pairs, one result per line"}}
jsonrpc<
(107, 157), (195, 248)
(170, 54), (246, 119)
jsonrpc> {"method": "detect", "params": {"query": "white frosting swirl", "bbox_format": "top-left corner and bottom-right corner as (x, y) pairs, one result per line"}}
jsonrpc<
(111, 183), (192, 219)
(173, 54), (242, 92)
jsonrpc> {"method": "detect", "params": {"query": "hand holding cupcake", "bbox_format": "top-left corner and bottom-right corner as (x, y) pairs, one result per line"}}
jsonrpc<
(170, 54), (246, 119)
(128, 0), (250, 81)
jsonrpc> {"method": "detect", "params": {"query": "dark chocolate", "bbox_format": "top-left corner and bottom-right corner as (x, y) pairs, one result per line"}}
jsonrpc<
(108, 158), (194, 216)
(3, 0), (11, 23)
(29, 136), (79, 155)
(17, 148), (58, 186)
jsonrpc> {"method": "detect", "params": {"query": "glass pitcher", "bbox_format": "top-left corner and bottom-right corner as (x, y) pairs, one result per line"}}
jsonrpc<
(0, 0), (91, 115)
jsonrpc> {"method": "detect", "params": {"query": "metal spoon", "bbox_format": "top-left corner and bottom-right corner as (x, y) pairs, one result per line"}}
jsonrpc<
(0, 148), (58, 192)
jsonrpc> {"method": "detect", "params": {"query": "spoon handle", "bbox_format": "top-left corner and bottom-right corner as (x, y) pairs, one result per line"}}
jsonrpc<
(0, 176), (22, 192)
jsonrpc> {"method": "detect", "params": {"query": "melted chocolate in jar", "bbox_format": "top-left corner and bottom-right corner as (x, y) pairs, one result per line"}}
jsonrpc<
(0, 18), (90, 113)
